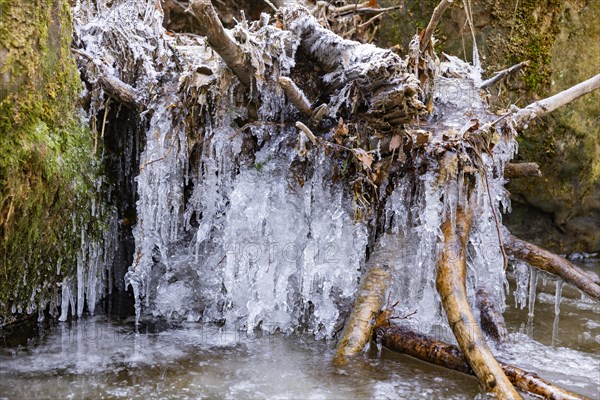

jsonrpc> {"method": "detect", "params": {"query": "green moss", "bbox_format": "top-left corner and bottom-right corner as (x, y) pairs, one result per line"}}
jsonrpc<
(0, 0), (102, 322)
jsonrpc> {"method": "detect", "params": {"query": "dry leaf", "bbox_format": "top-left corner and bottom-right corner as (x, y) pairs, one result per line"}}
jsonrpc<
(353, 148), (374, 170)
(390, 134), (401, 151)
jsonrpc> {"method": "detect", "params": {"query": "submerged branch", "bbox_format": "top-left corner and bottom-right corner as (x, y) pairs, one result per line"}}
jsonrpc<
(504, 162), (541, 179)
(437, 207), (521, 398)
(189, 0), (254, 87)
(513, 73), (600, 126)
(375, 324), (589, 400)
(505, 235), (600, 301)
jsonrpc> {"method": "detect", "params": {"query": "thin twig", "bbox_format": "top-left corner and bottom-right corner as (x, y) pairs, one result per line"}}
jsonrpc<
(420, 0), (453, 52)
(279, 77), (313, 116)
(295, 121), (317, 145)
(480, 60), (530, 89)
(99, 98), (111, 155)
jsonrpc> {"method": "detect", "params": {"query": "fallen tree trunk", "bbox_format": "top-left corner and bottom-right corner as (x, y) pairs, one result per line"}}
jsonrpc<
(505, 235), (600, 301)
(375, 324), (589, 400)
(280, 5), (425, 127)
(437, 207), (521, 399)
(335, 265), (391, 362)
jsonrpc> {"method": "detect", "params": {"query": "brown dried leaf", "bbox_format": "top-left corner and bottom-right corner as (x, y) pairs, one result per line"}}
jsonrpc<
(353, 148), (374, 170)
(390, 134), (401, 151)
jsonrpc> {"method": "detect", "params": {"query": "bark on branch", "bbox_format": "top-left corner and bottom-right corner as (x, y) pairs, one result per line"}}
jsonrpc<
(513, 73), (600, 126)
(480, 61), (530, 89)
(279, 77), (313, 116)
(420, 0), (453, 52)
(375, 324), (588, 400)
(476, 288), (509, 343)
(504, 235), (600, 301)
(504, 162), (541, 179)
(334, 265), (390, 361)
(72, 48), (145, 111)
(437, 207), (521, 398)
(189, 0), (254, 87)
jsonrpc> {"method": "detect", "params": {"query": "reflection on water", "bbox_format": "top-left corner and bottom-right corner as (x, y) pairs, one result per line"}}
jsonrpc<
(0, 262), (598, 399)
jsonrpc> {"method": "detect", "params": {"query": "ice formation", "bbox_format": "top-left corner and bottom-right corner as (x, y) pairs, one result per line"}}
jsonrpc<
(31, 0), (577, 341)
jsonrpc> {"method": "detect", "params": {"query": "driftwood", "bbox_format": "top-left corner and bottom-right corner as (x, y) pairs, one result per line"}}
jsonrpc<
(476, 288), (509, 343)
(437, 207), (521, 399)
(334, 265), (390, 362)
(512, 73), (600, 126)
(375, 324), (588, 400)
(189, 0), (254, 87)
(505, 235), (600, 301)
(504, 162), (541, 179)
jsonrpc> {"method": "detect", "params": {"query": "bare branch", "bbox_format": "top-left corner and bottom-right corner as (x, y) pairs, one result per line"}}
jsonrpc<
(504, 162), (541, 179)
(72, 48), (145, 111)
(279, 77), (313, 116)
(480, 60), (530, 89)
(505, 235), (600, 301)
(189, 0), (254, 87)
(513, 73), (600, 126)
(334, 266), (390, 362)
(376, 324), (589, 400)
(437, 208), (521, 398)
(295, 121), (317, 145)
(476, 288), (508, 343)
(420, 0), (453, 52)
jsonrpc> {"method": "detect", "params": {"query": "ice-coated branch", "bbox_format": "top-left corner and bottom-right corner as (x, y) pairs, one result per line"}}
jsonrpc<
(420, 0), (453, 52)
(72, 48), (145, 111)
(480, 60), (530, 89)
(504, 162), (541, 179)
(189, 0), (254, 87)
(513, 73), (600, 126)
(505, 235), (600, 301)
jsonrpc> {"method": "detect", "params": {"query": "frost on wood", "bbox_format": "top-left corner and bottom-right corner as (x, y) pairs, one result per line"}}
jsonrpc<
(67, 0), (598, 353)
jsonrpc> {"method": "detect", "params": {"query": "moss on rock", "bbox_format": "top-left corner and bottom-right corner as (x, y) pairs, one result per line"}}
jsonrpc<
(0, 0), (101, 323)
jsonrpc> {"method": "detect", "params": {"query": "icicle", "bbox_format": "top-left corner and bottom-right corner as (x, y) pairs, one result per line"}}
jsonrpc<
(37, 307), (45, 323)
(59, 279), (71, 322)
(527, 268), (538, 317)
(554, 279), (564, 316)
(513, 262), (529, 310)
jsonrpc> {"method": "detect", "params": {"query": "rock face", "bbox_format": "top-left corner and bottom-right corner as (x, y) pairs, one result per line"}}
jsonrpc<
(378, 0), (599, 253)
(0, 0), (101, 324)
